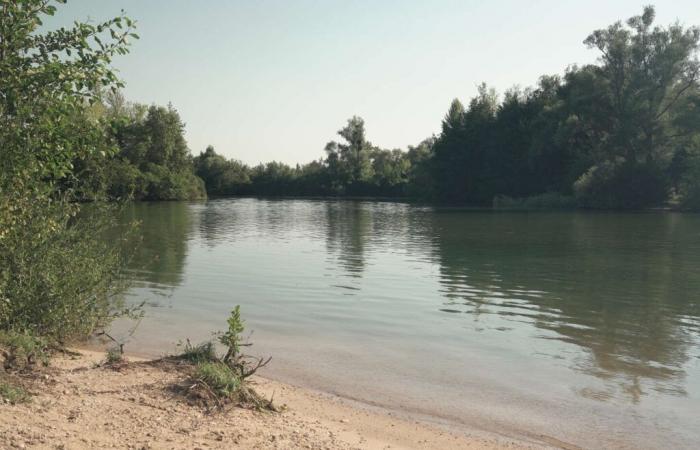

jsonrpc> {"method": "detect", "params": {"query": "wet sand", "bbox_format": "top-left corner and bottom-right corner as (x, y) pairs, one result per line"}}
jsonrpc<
(0, 350), (547, 449)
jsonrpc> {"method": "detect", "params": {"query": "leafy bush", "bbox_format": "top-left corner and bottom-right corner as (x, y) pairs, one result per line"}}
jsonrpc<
(0, 331), (49, 371)
(0, 0), (138, 347)
(175, 306), (275, 410)
(220, 305), (245, 364)
(0, 380), (29, 404)
(105, 346), (125, 365)
(105, 159), (147, 200)
(0, 198), (135, 343)
(574, 160), (668, 209)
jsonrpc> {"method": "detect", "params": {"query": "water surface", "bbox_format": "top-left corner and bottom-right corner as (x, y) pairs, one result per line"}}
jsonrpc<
(109, 199), (700, 449)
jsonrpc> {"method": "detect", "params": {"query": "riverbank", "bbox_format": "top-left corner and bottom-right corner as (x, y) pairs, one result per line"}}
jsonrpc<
(0, 349), (543, 449)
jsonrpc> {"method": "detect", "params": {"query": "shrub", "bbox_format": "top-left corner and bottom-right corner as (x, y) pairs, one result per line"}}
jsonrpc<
(574, 159), (668, 209)
(220, 305), (245, 365)
(177, 340), (217, 364)
(0, 197), (135, 344)
(141, 164), (207, 201)
(105, 159), (147, 200)
(176, 306), (275, 410)
(105, 346), (124, 365)
(194, 362), (241, 397)
(0, 380), (30, 404)
(0, 0), (138, 346)
(0, 331), (49, 371)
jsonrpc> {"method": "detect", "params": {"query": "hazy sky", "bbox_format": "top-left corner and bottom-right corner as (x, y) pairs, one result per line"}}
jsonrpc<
(47, 1), (700, 165)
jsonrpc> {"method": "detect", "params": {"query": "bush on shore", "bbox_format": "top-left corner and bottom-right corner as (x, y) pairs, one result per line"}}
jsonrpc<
(573, 160), (669, 209)
(175, 306), (276, 411)
(493, 192), (577, 210)
(0, 1), (139, 351)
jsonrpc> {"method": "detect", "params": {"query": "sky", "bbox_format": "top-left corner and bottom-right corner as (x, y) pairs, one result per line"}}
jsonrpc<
(46, 1), (700, 166)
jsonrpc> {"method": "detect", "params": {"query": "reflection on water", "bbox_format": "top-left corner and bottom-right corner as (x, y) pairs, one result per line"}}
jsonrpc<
(121, 202), (193, 289)
(325, 202), (371, 280)
(431, 212), (700, 404)
(115, 200), (700, 448)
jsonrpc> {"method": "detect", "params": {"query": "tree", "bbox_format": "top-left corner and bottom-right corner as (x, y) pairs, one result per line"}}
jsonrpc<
(0, 0), (139, 341)
(194, 146), (251, 196)
(431, 85), (499, 204)
(119, 6), (700, 210)
(583, 6), (700, 165)
(105, 101), (206, 200)
(430, 98), (466, 201)
(334, 116), (374, 192)
(571, 6), (700, 207)
(371, 148), (410, 195)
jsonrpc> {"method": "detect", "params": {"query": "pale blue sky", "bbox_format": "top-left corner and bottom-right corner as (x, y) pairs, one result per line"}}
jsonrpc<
(48, 1), (700, 165)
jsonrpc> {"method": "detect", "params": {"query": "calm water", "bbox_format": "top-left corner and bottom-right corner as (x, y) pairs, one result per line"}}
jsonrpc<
(109, 199), (700, 449)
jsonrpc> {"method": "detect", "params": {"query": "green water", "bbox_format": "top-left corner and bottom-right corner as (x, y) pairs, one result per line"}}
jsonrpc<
(111, 199), (700, 449)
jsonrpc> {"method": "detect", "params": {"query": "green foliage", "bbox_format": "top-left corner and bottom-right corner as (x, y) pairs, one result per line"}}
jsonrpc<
(0, 331), (49, 371)
(574, 160), (668, 209)
(176, 307), (274, 409)
(419, 6), (700, 208)
(194, 146), (251, 196)
(105, 346), (124, 365)
(0, 200), (135, 342)
(220, 306), (245, 364)
(101, 104), (207, 201)
(193, 122), (427, 199)
(177, 340), (217, 364)
(0, 1), (137, 344)
(0, 380), (30, 404)
(188, 7), (699, 209)
(193, 361), (241, 397)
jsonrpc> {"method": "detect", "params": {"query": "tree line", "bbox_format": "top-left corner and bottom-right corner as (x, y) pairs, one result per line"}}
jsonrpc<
(66, 6), (700, 211)
(187, 6), (700, 210)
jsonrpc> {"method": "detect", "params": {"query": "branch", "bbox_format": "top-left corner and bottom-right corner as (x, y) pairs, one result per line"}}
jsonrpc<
(655, 68), (699, 120)
(241, 356), (272, 380)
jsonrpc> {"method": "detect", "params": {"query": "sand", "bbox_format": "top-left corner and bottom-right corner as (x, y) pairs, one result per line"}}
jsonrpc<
(0, 350), (548, 449)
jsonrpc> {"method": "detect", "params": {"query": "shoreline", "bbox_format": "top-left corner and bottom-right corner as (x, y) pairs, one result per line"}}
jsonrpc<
(0, 349), (552, 449)
(79, 342), (577, 449)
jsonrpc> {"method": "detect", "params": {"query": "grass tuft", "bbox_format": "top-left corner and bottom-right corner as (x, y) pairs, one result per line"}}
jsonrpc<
(105, 346), (124, 365)
(0, 380), (30, 404)
(194, 361), (241, 397)
(176, 340), (217, 364)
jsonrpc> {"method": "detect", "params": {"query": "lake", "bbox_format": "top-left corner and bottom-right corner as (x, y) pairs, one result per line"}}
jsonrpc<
(108, 199), (700, 449)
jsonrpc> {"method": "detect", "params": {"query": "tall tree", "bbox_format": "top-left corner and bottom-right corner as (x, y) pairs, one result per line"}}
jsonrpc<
(583, 6), (700, 164)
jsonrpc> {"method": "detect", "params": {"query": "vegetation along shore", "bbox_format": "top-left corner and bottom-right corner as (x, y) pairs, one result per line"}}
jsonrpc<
(1, 1), (699, 449)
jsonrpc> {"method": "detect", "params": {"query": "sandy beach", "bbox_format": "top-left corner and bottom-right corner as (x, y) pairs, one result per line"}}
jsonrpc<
(0, 350), (549, 450)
